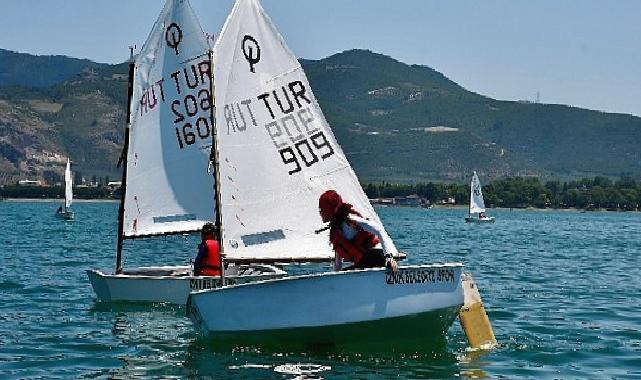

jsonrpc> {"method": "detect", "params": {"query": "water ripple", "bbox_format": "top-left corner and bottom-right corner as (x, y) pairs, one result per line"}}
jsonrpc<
(1, 202), (640, 378)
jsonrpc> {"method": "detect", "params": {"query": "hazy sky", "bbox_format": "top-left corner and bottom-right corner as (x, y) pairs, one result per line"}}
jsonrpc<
(1, 0), (639, 116)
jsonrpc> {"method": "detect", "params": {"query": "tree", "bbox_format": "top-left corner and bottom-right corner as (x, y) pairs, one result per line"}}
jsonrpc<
(534, 193), (550, 208)
(545, 179), (561, 196)
(615, 175), (636, 190)
(593, 176), (612, 189)
(575, 191), (589, 209)
(590, 186), (606, 208)
(74, 171), (83, 185)
(364, 183), (378, 198)
(545, 180), (561, 207)
(563, 189), (578, 207)
(607, 189), (625, 209)
(620, 189), (638, 209)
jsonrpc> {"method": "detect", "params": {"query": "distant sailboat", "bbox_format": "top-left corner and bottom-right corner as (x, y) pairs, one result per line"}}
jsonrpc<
(56, 158), (74, 220)
(465, 171), (494, 223)
(86, 0), (285, 305)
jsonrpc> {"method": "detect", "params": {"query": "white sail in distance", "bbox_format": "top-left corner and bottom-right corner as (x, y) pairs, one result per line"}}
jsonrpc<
(469, 171), (486, 214)
(212, 0), (397, 261)
(64, 158), (73, 210)
(123, 0), (215, 238)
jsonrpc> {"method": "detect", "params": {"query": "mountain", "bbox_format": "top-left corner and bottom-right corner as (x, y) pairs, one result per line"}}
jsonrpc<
(303, 50), (641, 182)
(0, 48), (640, 186)
(0, 49), (128, 185)
(0, 49), (101, 88)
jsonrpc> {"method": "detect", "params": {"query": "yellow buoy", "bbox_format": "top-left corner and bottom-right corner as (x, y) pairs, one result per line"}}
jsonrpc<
(459, 273), (497, 349)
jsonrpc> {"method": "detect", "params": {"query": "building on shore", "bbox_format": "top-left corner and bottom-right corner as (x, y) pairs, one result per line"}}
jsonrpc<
(17, 179), (44, 186)
(370, 194), (431, 208)
(107, 181), (122, 191)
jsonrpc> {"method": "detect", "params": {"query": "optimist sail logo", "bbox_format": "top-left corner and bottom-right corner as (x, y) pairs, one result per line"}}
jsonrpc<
(166, 22), (183, 55)
(242, 35), (261, 73)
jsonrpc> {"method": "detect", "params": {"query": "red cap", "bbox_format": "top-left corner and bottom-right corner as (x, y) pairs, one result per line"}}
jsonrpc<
(319, 190), (342, 219)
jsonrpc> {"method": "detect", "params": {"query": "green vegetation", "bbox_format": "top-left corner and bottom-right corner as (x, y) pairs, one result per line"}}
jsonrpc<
(303, 50), (641, 182)
(0, 49), (101, 88)
(1, 48), (641, 186)
(364, 175), (641, 211)
(5, 174), (639, 211)
(0, 55), (128, 184)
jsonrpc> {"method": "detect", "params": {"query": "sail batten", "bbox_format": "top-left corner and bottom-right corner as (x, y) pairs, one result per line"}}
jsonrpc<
(213, 0), (397, 261)
(122, 0), (215, 238)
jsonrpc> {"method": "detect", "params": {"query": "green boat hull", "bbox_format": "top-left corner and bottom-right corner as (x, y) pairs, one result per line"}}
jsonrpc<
(199, 305), (461, 354)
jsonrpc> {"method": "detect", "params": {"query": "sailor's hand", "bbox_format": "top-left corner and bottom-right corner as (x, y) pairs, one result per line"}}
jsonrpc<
(385, 256), (399, 272)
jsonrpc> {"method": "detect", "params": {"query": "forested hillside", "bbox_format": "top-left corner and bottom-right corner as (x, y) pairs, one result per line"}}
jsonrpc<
(1, 48), (640, 185)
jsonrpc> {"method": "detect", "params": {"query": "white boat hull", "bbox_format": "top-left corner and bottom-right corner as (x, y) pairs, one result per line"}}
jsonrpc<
(188, 263), (464, 338)
(56, 210), (74, 220)
(87, 265), (286, 305)
(465, 216), (495, 223)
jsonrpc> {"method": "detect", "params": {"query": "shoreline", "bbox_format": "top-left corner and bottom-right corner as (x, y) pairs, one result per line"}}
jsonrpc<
(4, 199), (638, 212)
(375, 204), (639, 213)
(3, 198), (118, 203)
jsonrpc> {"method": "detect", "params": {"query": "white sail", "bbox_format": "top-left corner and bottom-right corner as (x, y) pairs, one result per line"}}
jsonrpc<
(123, 0), (215, 237)
(469, 171), (486, 214)
(212, 0), (397, 261)
(64, 158), (73, 209)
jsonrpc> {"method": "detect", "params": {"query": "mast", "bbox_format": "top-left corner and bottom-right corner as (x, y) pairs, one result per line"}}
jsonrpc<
(208, 48), (225, 285)
(115, 55), (136, 274)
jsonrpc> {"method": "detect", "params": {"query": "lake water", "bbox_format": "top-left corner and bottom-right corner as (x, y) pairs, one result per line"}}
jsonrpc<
(1, 201), (640, 379)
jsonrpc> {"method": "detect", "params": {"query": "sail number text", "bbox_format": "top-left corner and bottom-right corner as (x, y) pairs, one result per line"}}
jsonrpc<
(136, 59), (213, 150)
(173, 88), (212, 149)
(386, 268), (456, 285)
(222, 79), (336, 175)
(259, 81), (335, 175)
(278, 131), (334, 175)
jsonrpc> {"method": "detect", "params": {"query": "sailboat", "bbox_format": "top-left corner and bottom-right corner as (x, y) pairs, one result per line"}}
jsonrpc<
(86, 0), (285, 305)
(56, 158), (74, 220)
(186, 0), (465, 343)
(465, 171), (494, 223)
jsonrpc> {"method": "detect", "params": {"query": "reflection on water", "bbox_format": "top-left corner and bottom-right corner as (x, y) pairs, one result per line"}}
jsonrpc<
(273, 363), (332, 379)
(96, 301), (463, 379)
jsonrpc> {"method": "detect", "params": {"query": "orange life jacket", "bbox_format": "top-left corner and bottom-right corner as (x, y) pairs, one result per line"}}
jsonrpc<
(195, 239), (221, 276)
(329, 221), (380, 264)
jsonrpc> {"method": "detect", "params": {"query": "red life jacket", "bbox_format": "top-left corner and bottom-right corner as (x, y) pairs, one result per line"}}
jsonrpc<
(329, 221), (380, 264)
(195, 239), (221, 276)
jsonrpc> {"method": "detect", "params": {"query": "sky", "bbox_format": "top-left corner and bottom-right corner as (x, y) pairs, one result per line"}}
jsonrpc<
(1, 0), (640, 116)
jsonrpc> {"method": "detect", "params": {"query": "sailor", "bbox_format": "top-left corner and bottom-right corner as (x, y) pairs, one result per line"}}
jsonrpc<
(318, 190), (398, 271)
(194, 222), (222, 276)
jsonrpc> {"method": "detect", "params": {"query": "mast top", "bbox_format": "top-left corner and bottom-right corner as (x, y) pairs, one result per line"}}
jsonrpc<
(128, 44), (136, 61)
